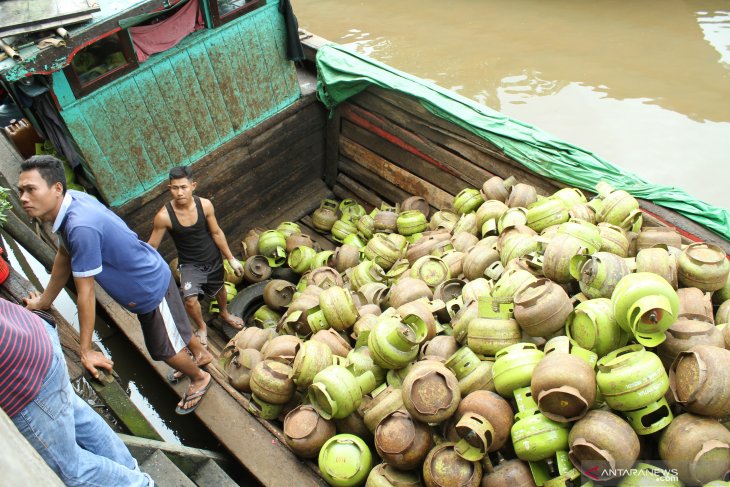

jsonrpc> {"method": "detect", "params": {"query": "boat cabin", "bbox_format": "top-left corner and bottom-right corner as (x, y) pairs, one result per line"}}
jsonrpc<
(1, 0), (306, 221)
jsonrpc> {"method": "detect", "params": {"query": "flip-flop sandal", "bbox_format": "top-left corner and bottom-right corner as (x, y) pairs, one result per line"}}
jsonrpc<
(175, 376), (212, 415)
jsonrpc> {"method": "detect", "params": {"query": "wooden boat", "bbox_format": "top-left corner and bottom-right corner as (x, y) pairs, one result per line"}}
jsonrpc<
(1, 2), (728, 486)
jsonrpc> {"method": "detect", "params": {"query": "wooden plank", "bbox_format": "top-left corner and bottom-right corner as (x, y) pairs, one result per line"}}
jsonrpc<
(342, 102), (493, 188)
(219, 114), (323, 182)
(81, 96), (145, 199)
(252, 12), (288, 107)
(0, 409), (65, 486)
(214, 140), (324, 239)
(324, 106), (341, 187)
(169, 50), (218, 153)
(341, 119), (466, 196)
(102, 86), (159, 191)
(151, 60), (203, 159)
(119, 434), (229, 475)
(132, 71), (188, 166)
(260, 178), (334, 229)
(338, 156), (407, 206)
(116, 94), (326, 231)
(340, 136), (453, 210)
(207, 137), (322, 222)
(62, 108), (120, 203)
(186, 44), (234, 140)
(353, 89), (557, 194)
(214, 25), (255, 127)
(239, 13), (277, 125)
(423, 121), (558, 195)
(204, 33), (246, 131)
(336, 172), (381, 207)
(247, 102), (325, 156)
(115, 79), (173, 175)
(226, 23), (264, 125)
(638, 199), (730, 254)
(266, 11), (301, 99)
(369, 86), (510, 160)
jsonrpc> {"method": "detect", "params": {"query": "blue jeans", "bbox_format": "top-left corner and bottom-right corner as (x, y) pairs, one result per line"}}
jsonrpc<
(12, 321), (152, 487)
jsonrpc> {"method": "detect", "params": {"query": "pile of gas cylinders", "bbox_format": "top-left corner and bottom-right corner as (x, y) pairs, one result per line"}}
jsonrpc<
(221, 176), (730, 487)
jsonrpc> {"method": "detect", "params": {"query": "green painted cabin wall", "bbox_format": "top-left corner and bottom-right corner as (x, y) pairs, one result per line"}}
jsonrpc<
(59, 2), (300, 207)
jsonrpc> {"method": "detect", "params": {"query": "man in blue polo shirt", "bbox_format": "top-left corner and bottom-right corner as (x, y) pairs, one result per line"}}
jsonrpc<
(19, 155), (212, 415)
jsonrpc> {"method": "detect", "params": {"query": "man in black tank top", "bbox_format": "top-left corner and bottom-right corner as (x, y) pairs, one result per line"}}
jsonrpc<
(148, 166), (244, 347)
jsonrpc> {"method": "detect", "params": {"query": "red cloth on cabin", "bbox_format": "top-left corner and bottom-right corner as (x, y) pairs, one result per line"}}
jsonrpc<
(129, 0), (204, 62)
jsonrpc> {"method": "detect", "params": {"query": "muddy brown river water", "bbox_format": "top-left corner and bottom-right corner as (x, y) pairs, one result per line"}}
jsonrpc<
(292, 0), (730, 209)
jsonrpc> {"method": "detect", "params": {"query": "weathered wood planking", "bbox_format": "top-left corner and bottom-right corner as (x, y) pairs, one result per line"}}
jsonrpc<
(254, 12), (291, 105)
(338, 156), (410, 207)
(152, 60), (204, 158)
(62, 112), (119, 194)
(60, 3), (300, 206)
(352, 89), (559, 195)
(266, 12), (302, 102)
(336, 173), (381, 208)
(350, 87), (730, 249)
(116, 92), (324, 216)
(115, 81), (173, 175)
(117, 95), (327, 261)
(78, 96), (147, 194)
(324, 107), (341, 187)
(257, 179), (333, 229)
(186, 46), (235, 140)
(341, 102), (492, 190)
(205, 26), (250, 131)
(341, 119), (466, 197)
(130, 70), (189, 165)
(340, 137), (453, 210)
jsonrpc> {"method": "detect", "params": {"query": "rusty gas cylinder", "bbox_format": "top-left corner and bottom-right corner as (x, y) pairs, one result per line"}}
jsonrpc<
(481, 459), (536, 487)
(283, 405), (336, 459)
(453, 390), (514, 452)
(375, 409), (434, 471)
(659, 413), (730, 485)
(658, 319), (725, 370)
(513, 278), (573, 337)
(402, 360), (461, 424)
(568, 410), (640, 481)
(531, 352), (596, 422)
(422, 442), (482, 487)
(677, 287), (714, 323)
(670, 345), (730, 418)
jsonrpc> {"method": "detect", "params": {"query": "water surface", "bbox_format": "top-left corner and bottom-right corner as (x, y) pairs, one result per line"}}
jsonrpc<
(292, 0), (730, 209)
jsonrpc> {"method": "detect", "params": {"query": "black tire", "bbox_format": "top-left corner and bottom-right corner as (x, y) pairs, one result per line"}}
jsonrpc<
(224, 280), (269, 340)
(271, 266), (299, 284)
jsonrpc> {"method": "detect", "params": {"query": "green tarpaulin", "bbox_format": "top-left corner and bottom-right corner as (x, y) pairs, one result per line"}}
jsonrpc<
(315, 44), (730, 241)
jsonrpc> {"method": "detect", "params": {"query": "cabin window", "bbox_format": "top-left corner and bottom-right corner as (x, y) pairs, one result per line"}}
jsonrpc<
(64, 31), (138, 97)
(208, 0), (264, 27)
